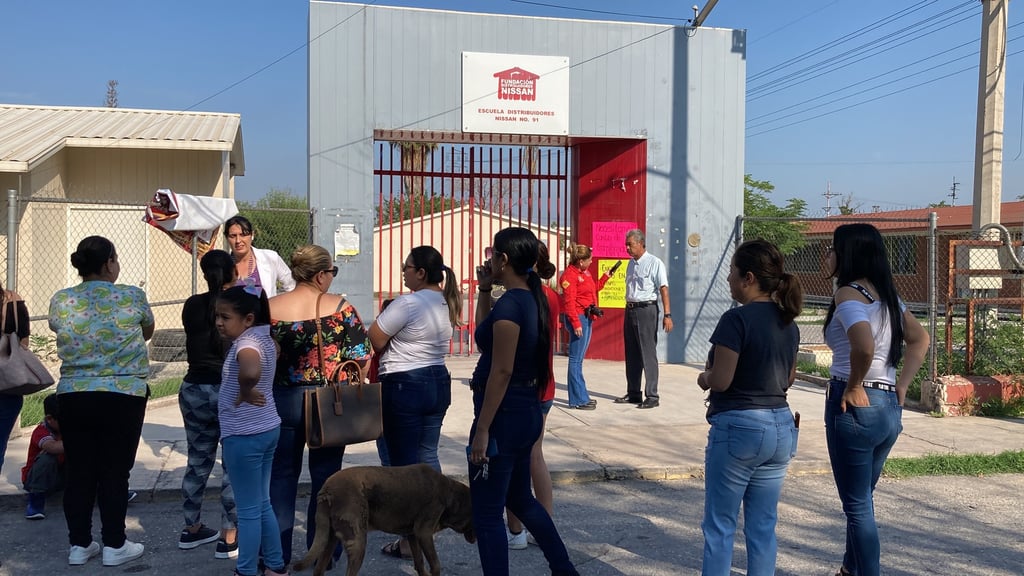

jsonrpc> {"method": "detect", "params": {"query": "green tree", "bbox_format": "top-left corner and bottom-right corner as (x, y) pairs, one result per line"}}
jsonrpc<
(237, 188), (310, 260)
(929, 200), (951, 208)
(838, 192), (861, 215)
(742, 174), (808, 255)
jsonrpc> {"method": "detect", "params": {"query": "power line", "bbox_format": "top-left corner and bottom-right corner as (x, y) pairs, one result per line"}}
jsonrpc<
(748, 1), (979, 97)
(508, 0), (689, 22)
(746, 43), (1024, 138)
(746, 64), (975, 138)
(746, 36), (979, 123)
(749, 0), (842, 45)
(747, 0), (940, 82)
(746, 44), (987, 129)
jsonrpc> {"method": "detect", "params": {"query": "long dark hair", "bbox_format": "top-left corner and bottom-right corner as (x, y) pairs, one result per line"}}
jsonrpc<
(201, 250), (236, 354)
(824, 223), (904, 366)
(217, 285), (271, 327)
(408, 245), (463, 327)
(733, 240), (803, 324)
(493, 227), (550, 386)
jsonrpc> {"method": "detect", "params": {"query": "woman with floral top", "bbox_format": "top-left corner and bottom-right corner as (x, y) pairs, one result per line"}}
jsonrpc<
(268, 244), (371, 566)
(49, 236), (154, 568)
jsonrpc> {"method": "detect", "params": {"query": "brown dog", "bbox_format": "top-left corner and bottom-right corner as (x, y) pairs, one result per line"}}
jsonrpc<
(292, 463), (475, 576)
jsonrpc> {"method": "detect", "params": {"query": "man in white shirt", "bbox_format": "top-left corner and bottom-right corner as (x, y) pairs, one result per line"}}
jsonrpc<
(614, 229), (673, 409)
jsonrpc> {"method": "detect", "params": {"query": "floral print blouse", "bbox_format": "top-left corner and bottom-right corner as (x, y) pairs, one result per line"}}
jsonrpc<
(48, 281), (154, 397)
(270, 299), (371, 387)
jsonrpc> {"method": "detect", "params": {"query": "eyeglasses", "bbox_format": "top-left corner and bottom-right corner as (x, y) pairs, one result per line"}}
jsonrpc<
(825, 245), (835, 253)
(323, 266), (338, 277)
(402, 263), (418, 273)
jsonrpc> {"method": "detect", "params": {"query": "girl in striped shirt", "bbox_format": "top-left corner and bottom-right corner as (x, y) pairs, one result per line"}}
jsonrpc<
(215, 285), (288, 576)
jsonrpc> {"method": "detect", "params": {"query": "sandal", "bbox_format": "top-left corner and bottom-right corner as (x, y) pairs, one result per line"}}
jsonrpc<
(380, 538), (412, 559)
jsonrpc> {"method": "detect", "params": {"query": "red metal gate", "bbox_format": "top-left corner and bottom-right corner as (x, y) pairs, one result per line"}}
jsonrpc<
(373, 139), (570, 354)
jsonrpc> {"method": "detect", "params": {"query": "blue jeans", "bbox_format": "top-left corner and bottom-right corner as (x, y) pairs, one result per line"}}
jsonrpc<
(0, 394), (24, 471)
(824, 380), (902, 576)
(222, 429), (283, 576)
(564, 314), (593, 407)
(381, 364), (451, 471)
(469, 386), (577, 576)
(702, 408), (797, 576)
(270, 385), (344, 565)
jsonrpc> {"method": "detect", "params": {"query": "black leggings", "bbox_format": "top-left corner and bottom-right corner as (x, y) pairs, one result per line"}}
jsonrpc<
(60, 392), (146, 548)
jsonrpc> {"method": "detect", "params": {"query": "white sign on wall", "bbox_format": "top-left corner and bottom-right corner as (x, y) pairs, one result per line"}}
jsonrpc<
(462, 51), (569, 136)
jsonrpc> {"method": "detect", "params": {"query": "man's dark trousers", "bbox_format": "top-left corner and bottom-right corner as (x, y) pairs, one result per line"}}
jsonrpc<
(624, 305), (659, 401)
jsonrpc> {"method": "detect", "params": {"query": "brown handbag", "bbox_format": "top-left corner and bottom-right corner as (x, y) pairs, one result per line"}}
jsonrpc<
(0, 301), (55, 396)
(303, 293), (382, 448)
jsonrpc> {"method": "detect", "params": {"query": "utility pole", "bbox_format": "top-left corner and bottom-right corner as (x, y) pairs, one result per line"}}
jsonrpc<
(822, 180), (837, 217)
(691, 0), (720, 27)
(973, 0), (1008, 231)
(949, 177), (960, 205)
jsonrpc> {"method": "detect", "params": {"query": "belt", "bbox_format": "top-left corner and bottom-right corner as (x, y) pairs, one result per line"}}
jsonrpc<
(831, 376), (896, 393)
(625, 300), (658, 309)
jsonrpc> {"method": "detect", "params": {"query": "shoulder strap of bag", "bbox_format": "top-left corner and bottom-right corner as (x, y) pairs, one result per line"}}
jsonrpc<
(846, 282), (876, 303)
(315, 292), (327, 385)
(0, 298), (14, 336)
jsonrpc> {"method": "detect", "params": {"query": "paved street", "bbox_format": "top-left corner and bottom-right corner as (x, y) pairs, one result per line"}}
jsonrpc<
(0, 473), (1021, 575)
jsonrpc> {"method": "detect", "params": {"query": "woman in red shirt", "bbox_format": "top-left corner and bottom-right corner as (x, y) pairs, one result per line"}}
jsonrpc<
(559, 244), (613, 409)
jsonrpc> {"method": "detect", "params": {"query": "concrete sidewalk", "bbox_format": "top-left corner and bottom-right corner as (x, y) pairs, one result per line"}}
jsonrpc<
(3, 356), (1024, 501)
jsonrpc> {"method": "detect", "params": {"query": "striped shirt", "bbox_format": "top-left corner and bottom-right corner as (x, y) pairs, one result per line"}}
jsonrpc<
(218, 325), (281, 438)
(625, 251), (668, 302)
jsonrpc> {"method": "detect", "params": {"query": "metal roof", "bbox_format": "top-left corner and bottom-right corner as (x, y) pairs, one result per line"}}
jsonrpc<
(0, 104), (245, 175)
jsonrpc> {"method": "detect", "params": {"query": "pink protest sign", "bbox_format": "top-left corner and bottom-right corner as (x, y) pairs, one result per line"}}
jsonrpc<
(591, 221), (638, 258)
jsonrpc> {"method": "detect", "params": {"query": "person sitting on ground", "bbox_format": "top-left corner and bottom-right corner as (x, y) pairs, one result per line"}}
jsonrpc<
(22, 394), (137, 521)
(23, 394), (65, 520)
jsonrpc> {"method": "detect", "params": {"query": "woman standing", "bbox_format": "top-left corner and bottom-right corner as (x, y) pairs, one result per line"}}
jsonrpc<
(696, 240), (802, 576)
(268, 244), (371, 565)
(49, 236), (153, 567)
(823, 224), (929, 576)
(0, 285), (30, 472)
(558, 243), (614, 410)
(369, 245), (460, 559)
(224, 215), (295, 298)
(177, 250), (238, 558)
(468, 227), (579, 576)
(215, 286), (287, 576)
(506, 241), (559, 549)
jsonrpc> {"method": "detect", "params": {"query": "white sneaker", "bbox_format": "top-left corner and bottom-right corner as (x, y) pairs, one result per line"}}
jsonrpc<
(68, 541), (101, 565)
(102, 540), (144, 566)
(507, 529), (528, 550)
(527, 532), (538, 546)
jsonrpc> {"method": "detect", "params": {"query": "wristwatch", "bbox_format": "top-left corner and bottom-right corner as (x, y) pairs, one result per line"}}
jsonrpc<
(663, 313), (672, 318)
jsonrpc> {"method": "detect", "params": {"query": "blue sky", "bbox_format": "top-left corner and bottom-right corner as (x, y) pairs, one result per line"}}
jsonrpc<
(4, 0), (1021, 213)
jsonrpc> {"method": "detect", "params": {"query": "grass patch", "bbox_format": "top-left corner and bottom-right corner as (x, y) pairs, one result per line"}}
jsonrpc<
(19, 377), (182, 428)
(883, 450), (1024, 478)
(796, 359), (830, 379)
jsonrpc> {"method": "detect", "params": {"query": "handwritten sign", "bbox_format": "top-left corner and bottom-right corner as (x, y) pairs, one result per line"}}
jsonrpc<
(591, 221), (637, 258)
(597, 259), (628, 309)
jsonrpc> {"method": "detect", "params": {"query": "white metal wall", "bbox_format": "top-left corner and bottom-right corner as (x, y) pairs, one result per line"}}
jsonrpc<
(309, 2), (746, 362)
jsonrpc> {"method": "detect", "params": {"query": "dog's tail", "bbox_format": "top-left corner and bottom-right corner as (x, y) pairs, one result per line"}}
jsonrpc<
(293, 492), (334, 572)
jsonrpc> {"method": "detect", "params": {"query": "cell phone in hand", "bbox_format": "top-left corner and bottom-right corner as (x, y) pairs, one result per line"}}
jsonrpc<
(609, 260), (623, 274)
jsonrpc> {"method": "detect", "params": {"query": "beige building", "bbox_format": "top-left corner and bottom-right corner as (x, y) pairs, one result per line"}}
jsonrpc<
(0, 104), (244, 332)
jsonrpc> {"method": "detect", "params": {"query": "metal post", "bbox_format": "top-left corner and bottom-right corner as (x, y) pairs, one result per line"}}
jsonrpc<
(191, 235), (199, 295)
(928, 211), (938, 381)
(734, 215), (744, 249)
(7, 190), (18, 292)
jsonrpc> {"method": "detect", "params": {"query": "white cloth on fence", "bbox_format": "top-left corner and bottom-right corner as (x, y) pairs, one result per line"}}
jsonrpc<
(143, 189), (239, 256)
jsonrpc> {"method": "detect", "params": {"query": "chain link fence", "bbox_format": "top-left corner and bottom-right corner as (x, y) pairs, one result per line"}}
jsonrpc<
(741, 215), (1024, 389)
(5, 195), (312, 356)
(739, 215), (939, 383)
